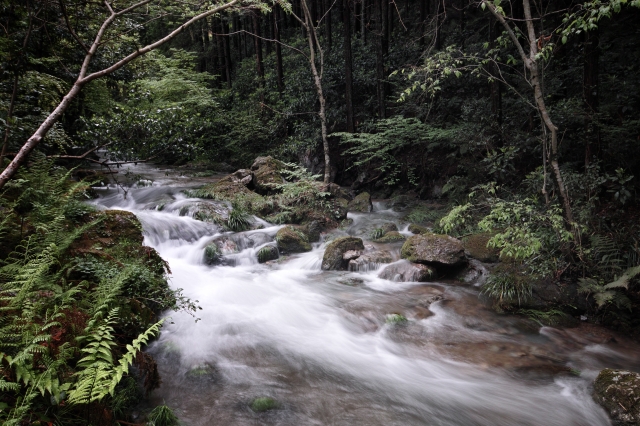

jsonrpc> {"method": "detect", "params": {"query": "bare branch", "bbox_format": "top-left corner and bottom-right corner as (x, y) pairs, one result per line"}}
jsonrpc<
(59, 0), (90, 53)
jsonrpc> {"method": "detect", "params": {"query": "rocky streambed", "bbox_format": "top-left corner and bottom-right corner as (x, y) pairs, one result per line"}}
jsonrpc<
(89, 160), (640, 425)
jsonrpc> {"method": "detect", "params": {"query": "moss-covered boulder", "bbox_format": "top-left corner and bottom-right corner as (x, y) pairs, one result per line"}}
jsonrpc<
(401, 233), (466, 266)
(462, 233), (500, 263)
(276, 226), (311, 254)
(251, 156), (285, 194)
(322, 237), (365, 270)
(348, 192), (373, 213)
(179, 201), (229, 225)
(593, 369), (640, 424)
(327, 183), (351, 200)
(374, 231), (406, 243)
(257, 245), (279, 263)
(203, 243), (222, 265)
(408, 224), (428, 235)
(378, 260), (436, 282)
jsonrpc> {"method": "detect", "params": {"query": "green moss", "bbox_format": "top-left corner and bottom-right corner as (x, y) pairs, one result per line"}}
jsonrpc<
(408, 223), (428, 234)
(257, 245), (279, 263)
(386, 314), (409, 325)
(462, 233), (500, 263)
(374, 231), (406, 243)
(250, 397), (279, 412)
(276, 226), (311, 254)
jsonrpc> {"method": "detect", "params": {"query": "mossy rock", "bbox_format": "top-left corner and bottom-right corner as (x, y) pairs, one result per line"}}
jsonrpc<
(204, 243), (222, 265)
(331, 198), (349, 220)
(593, 369), (640, 424)
(374, 231), (406, 243)
(257, 245), (279, 263)
(250, 397), (279, 412)
(378, 260), (436, 282)
(349, 250), (394, 271)
(401, 233), (466, 266)
(462, 233), (500, 263)
(347, 192), (373, 213)
(408, 224), (428, 235)
(276, 226), (311, 254)
(251, 156), (285, 194)
(185, 363), (219, 383)
(386, 313), (409, 325)
(321, 237), (365, 270)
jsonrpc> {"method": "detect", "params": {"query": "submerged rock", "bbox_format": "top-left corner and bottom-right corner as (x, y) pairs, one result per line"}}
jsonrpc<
(593, 368), (640, 424)
(203, 243), (223, 265)
(322, 237), (365, 270)
(378, 260), (436, 282)
(408, 223), (428, 235)
(257, 245), (279, 263)
(276, 226), (311, 254)
(332, 198), (349, 220)
(250, 397), (279, 412)
(251, 156), (285, 194)
(349, 250), (393, 271)
(348, 192), (373, 213)
(401, 233), (466, 266)
(374, 231), (406, 243)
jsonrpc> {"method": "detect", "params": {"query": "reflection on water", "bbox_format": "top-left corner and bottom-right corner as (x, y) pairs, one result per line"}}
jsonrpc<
(90, 169), (640, 426)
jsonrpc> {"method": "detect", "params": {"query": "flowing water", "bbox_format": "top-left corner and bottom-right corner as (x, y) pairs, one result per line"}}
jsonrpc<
(91, 165), (640, 426)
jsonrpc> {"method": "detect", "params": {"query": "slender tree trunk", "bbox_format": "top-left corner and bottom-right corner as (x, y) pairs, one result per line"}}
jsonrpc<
(0, 0), (242, 190)
(301, 0), (331, 184)
(273, 5), (285, 93)
(435, 0), (442, 50)
(375, 0), (386, 118)
(362, 0), (367, 42)
(222, 18), (233, 88)
(344, 0), (355, 132)
(583, 28), (599, 165)
(355, 0), (361, 33)
(489, 16), (502, 126)
(325, 0), (332, 49)
(419, 0), (428, 46)
(252, 12), (265, 99)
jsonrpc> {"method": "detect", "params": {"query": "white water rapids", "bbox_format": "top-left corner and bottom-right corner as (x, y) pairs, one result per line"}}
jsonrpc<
(91, 169), (639, 425)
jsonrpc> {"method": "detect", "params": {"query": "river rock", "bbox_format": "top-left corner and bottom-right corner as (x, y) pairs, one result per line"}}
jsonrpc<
(331, 198), (349, 220)
(379, 260), (436, 282)
(408, 224), (428, 235)
(322, 237), (365, 270)
(251, 156), (285, 194)
(343, 250), (362, 261)
(327, 183), (352, 200)
(203, 243), (222, 265)
(276, 226), (311, 254)
(257, 244), (279, 263)
(401, 233), (466, 266)
(593, 368), (640, 424)
(463, 233), (500, 263)
(349, 250), (393, 271)
(348, 192), (373, 213)
(374, 231), (406, 243)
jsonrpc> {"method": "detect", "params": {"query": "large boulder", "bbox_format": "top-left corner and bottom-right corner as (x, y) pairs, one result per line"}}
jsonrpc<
(348, 192), (373, 213)
(593, 369), (640, 424)
(379, 260), (436, 282)
(462, 233), (500, 263)
(276, 226), (311, 254)
(251, 156), (285, 194)
(203, 243), (222, 265)
(322, 237), (365, 270)
(401, 233), (466, 266)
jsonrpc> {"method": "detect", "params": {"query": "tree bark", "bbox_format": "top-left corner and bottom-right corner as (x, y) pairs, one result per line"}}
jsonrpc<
(222, 18), (233, 88)
(583, 28), (599, 165)
(325, 0), (332, 49)
(0, 0), (242, 190)
(273, 5), (285, 93)
(301, 0), (331, 184)
(484, 0), (575, 225)
(252, 12), (265, 99)
(344, 0), (355, 132)
(375, 0), (386, 118)
(489, 16), (502, 126)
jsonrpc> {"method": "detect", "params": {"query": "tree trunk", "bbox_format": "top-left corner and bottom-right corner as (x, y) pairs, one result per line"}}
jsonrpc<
(273, 5), (285, 94)
(375, 0), (386, 118)
(325, 0), (332, 49)
(252, 12), (265, 98)
(222, 18), (233, 88)
(489, 16), (502, 126)
(0, 0), (242, 190)
(583, 28), (599, 165)
(344, 0), (355, 132)
(301, 0), (331, 185)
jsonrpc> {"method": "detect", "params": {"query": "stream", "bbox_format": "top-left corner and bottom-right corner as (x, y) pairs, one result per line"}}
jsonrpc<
(91, 165), (640, 426)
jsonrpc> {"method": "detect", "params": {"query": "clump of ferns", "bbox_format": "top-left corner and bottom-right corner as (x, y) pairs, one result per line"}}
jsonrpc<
(225, 202), (252, 232)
